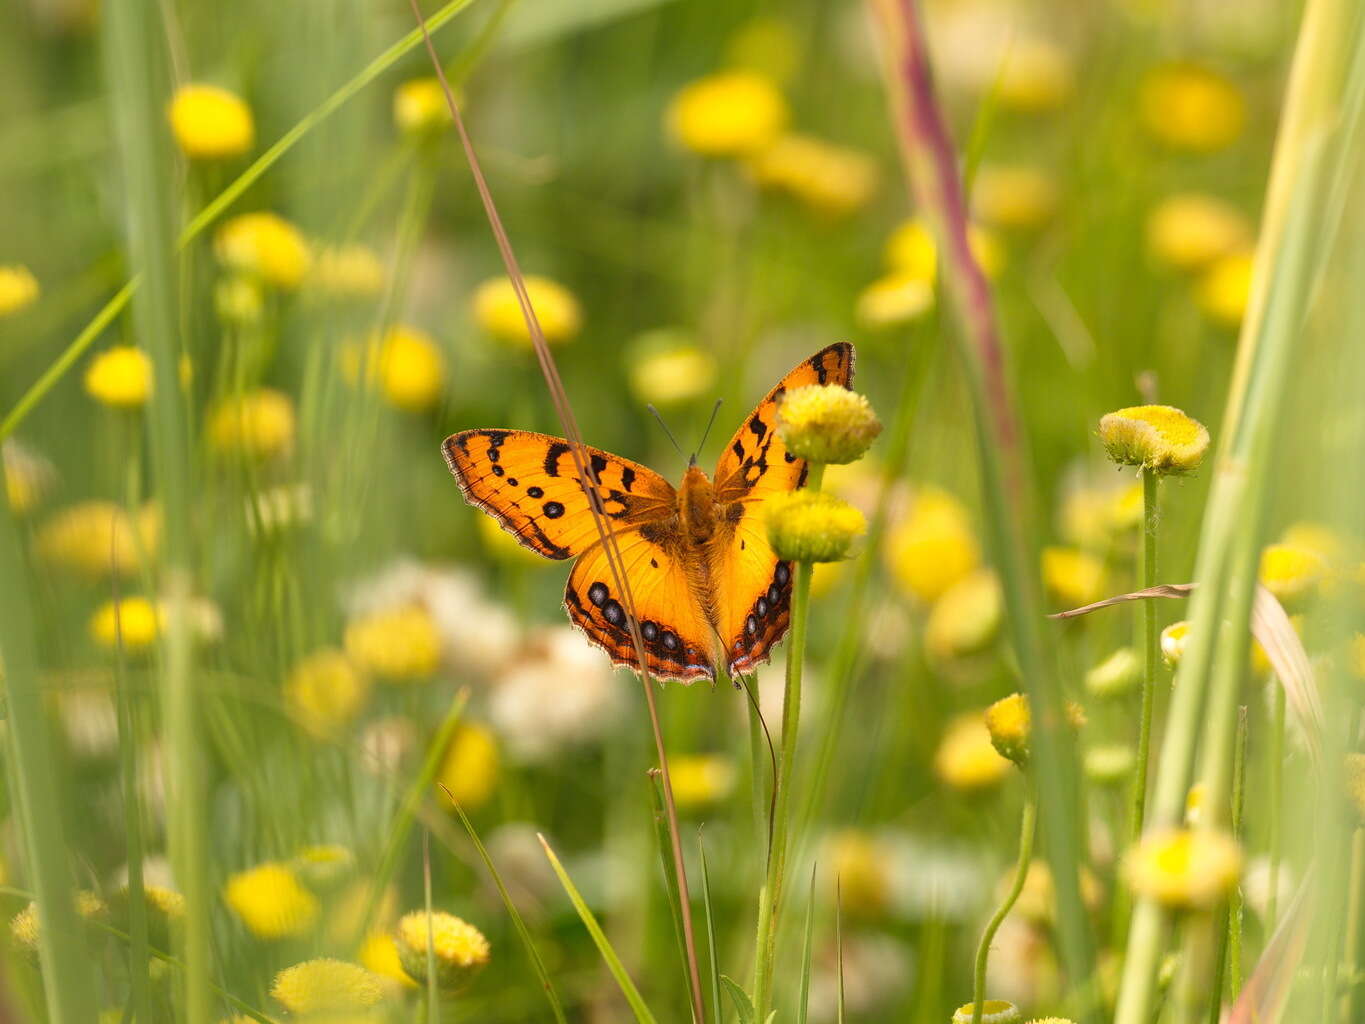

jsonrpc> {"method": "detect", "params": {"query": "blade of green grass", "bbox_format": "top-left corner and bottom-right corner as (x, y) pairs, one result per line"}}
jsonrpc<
(538, 833), (660, 1024)
(698, 830), (723, 1024)
(422, 830), (439, 1024)
(835, 880), (845, 1024)
(648, 770), (693, 1019)
(797, 865), (817, 1024)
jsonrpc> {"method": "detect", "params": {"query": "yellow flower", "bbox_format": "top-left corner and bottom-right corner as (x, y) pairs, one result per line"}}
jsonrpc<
(359, 931), (417, 989)
(36, 501), (160, 577)
(923, 569), (1001, 663)
(765, 491), (866, 563)
(395, 910), (490, 990)
(284, 649), (370, 738)
(998, 36), (1074, 112)
(725, 16), (800, 85)
(311, 244), (386, 299)
(1140, 63), (1245, 152)
(0, 265), (40, 316)
(885, 218), (1003, 282)
(1345, 753), (1365, 824)
(886, 487), (980, 602)
(394, 77), (453, 136)
(3, 441), (55, 517)
(666, 71), (787, 157)
(168, 84), (254, 159)
(1085, 744), (1136, 786)
(1147, 194), (1251, 272)
(854, 271), (935, 329)
(90, 596), (162, 651)
(1042, 545), (1109, 608)
(271, 958), (384, 1015)
(746, 134), (879, 216)
(984, 692), (1030, 768)
(343, 325), (446, 412)
(111, 885), (185, 949)
(1099, 405), (1210, 475)
(971, 164), (1057, 231)
(1007, 860), (1102, 926)
(1197, 249), (1254, 327)
(223, 862), (319, 939)
(207, 389), (296, 459)
(84, 346), (153, 409)
(214, 212), (311, 290)
(294, 844), (356, 888)
(1085, 647), (1141, 699)
(823, 830), (890, 916)
(668, 754), (736, 809)
(215, 275), (265, 325)
(1160, 620), (1189, 667)
(436, 723), (499, 811)
(934, 713), (1012, 792)
(1123, 827), (1242, 910)
(1059, 479), (1143, 549)
(472, 275), (582, 347)
(776, 384), (881, 465)
(627, 334), (717, 407)
(952, 999), (1022, 1024)
(344, 604), (442, 682)
(1259, 542), (1326, 610)
(10, 891), (107, 950)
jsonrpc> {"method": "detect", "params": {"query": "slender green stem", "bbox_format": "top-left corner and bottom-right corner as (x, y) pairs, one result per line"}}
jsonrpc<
(1130, 469), (1160, 842)
(1266, 681), (1286, 930)
(423, 830), (439, 1024)
(1343, 828), (1365, 1024)
(971, 788), (1037, 1024)
(1206, 707), (1248, 1024)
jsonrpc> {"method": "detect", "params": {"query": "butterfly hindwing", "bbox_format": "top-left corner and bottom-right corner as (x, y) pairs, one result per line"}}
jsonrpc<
(710, 513), (794, 676)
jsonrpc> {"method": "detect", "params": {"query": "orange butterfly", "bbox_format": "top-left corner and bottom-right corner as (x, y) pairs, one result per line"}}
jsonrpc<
(442, 342), (854, 683)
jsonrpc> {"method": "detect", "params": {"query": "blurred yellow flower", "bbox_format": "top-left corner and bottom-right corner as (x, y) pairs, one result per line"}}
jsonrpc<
(394, 77), (453, 136)
(668, 753), (736, 809)
(1147, 194), (1252, 272)
(776, 384), (881, 465)
(473, 275), (582, 347)
(284, 649), (371, 738)
(10, 891), (107, 950)
(1160, 620), (1189, 667)
(344, 604), (442, 682)
(1086, 646), (1141, 699)
(214, 212), (311, 290)
(359, 931), (417, 989)
(885, 218), (1003, 282)
(207, 389), (296, 460)
(311, 244), (386, 299)
(1060, 479), (1143, 550)
(666, 70), (787, 157)
(90, 596), (162, 651)
(1041, 545), (1109, 608)
(223, 862), (319, 939)
(36, 501), (160, 577)
(1197, 249), (1254, 327)
(923, 569), (1001, 663)
(1140, 63), (1245, 152)
(985, 692), (1030, 768)
(1084, 743), (1136, 786)
(997, 37), (1074, 112)
(3, 441), (55, 517)
(1123, 827), (1242, 909)
(436, 723), (499, 811)
(823, 830), (890, 916)
(293, 844), (355, 889)
(168, 84), (254, 159)
(84, 346), (153, 409)
(934, 712), (1012, 792)
(747, 134), (879, 216)
(395, 910), (490, 990)
(343, 324), (446, 412)
(1099, 405), (1209, 475)
(627, 334), (717, 407)
(725, 15), (800, 85)
(1008, 860), (1102, 926)
(971, 164), (1057, 231)
(854, 271), (935, 329)
(952, 999), (1021, 1024)
(1280, 521), (1350, 568)
(886, 487), (980, 603)
(215, 274), (265, 325)
(1258, 542), (1326, 610)
(0, 265), (40, 316)
(271, 958), (384, 1014)
(1184, 782), (1208, 826)
(765, 490), (866, 562)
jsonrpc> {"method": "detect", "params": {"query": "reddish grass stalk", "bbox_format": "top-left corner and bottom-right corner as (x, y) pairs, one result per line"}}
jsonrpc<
(404, 3), (707, 1021)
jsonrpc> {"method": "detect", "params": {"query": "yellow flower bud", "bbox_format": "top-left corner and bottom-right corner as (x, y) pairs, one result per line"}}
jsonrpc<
(284, 649), (370, 739)
(1041, 545), (1109, 608)
(394, 77), (453, 137)
(886, 487), (980, 602)
(746, 134), (879, 217)
(344, 604), (442, 682)
(472, 275), (582, 347)
(666, 71), (787, 157)
(668, 753), (737, 810)
(168, 84), (254, 159)
(1099, 404), (1210, 475)
(885, 218), (1003, 282)
(90, 597), (162, 651)
(952, 999), (1021, 1024)
(1258, 542), (1326, 611)
(435, 723), (499, 811)
(342, 324), (446, 412)
(270, 958), (384, 1015)
(1160, 620), (1189, 667)
(1123, 827), (1242, 910)
(764, 490), (866, 563)
(395, 910), (490, 991)
(776, 384), (881, 464)
(84, 346), (153, 409)
(626, 333), (717, 407)
(984, 692), (1030, 768)
(1086, 646), (1141, 699)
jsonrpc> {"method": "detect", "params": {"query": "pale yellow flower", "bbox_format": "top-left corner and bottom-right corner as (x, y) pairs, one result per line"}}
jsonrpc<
(765, 491), (867, 563)
(435, 723), (499, 811)
(0, 265), (39, 316)
(971, 164), (1057, 231)
(1161, 620), (1190, 667)
(666, 71), (787, 157)
(1259, 542), (1326, 610)
(344, 604), (442, 682)
(168, 84), (254, 159)
(395, 910), (490, 990)
(997, 37), (1074, 112)
(923, 569), (1001, 663)
(1041, 545), (1109, 608)
(311, 244), (386, 299)
(934, 713), (1012, 792)
(223, 862), (319, 939)
(746, 134), (879, 216)
(1099, 405), (1209, 475)
(854, 271), (935, 329)
(3, 441), (56, 517)
(271, 958), (384, 1015)
(776, 384), (881, 464)
(885, 218), (1003, 282)
(1147, 194), (1252, 272)
(284, 649), (371, 738)
(668, 753), (736, 809)
(394, 77), (453, 136)
(206, 389), (296, 460)
(36, 501), (160, 577)
(886, 487), (980, 602)
(627, 335), (717, 407)
(90, 596), (162, 651)
(822, 830), (890, 916)
(343, 325), (446, 412)
(1140, 63), (1245, 152)
(214, 212), (311, 290)
(84, 346), (153, 409)
(1198, 250), (1255, 327)
(1123, 827), (1242, 909)
(952, 999), (1021, 1024)
(472, 275), (582, 347)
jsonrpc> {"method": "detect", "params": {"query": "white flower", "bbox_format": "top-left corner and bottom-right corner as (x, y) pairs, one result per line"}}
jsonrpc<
(58, 688), (119, 759)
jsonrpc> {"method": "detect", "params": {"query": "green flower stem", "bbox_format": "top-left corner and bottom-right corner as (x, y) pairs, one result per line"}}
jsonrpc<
(1266, 681), (1286, 930)
(1205, 707), (1248, 1024)
(753, 460), (825, 1019)
(971, 786), (1037, 1024)
(1130, 468), (1160, 844)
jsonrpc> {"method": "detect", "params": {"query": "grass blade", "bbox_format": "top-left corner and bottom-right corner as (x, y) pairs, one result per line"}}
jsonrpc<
(835, 879), (845, 1024)
(797, 864), (817, 1024)
(698, 830), (723, 1024)
(648, 771), (692, 1017)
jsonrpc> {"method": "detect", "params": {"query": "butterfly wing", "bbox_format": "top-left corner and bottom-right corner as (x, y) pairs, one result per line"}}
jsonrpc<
(710, 342), (856, 675)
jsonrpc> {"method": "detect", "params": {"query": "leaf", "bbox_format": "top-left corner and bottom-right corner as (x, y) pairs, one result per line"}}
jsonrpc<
(698, 829), (723, 1024)
(721, 975), (757, 1024)
(1047, 583), (1195, 619)
(797, 864), (817, 1024)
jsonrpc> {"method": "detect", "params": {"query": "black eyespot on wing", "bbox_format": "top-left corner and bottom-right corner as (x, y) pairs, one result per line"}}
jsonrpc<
(507, 477), (518, 486)
(662, 631), (679, 651)
(602, 599), (625, 627)
(588, 582), (609, 607)
(492, 465), (505, 477)
(775, 563), (791, 586)
(543, 501), (565, 519)
(745, 615), (757, 636)
(527, 486), (544, 499)
(756, 597), (769, 617)
(641, 620), (659, 642)
(544, 442), (569, 477)
(767, 584), (780, 604)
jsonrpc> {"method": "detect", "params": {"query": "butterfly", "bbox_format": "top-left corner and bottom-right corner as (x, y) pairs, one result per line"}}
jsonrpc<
(442, 342), (854, 683)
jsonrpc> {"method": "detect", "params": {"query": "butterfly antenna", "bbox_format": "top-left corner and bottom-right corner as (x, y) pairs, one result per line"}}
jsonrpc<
(647, 404), (687, 462)
(693, 399), (724, 463)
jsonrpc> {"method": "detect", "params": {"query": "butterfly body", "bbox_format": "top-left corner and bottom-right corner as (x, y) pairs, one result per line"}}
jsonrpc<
(443, 342), (854, 682)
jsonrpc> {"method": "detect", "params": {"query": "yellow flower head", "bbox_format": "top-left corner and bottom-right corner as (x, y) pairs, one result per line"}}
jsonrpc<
(168, 84), (254, 159)
(1197, 250), (1254, 327)
(395, 910), (490, 991)
(436, 723), (500, 811)
(90, 596), (162, 652)
(0, 265), (40, 317)
(626, 333), (717, 407)
(207, 389), (296, 460)
(472, 275), (582, 347)
(36, 501), (160, 577)
(997, 36), (1074, 112)
(668, 753), (737, 809)
(359, 931), (417, 989)
(1085, 744), (1136, 786)
(4, 441), (56, 517)
(111, 884), (185, 949)
(952, 999), (1022, 1024)
(84, 346), (153, 409)
(746, 134), (879, 216)
(1099, 405), (1210, 475)
(776, 384), (881, 465)
(823, 830), (890, 916)
(394, 77), (453, 136)
(934, 713), (1012, 792)
(1345, 753), (1365, 824)
(1042, 545), (1109, 609)
(666, 71), (787, 157)
(885, 218), (1004, 282)
(1086, 646), (1141, 699)
(293, 845), (356, 890)
(1147, 194), (1251, 272)
(271, 958), (384, 1015)
(971, 164), (1057, 231)
(223, 862), (319, 939)
(215, 275), (265, 325)
(1140, 63), (1245, 152)
(765, 490), (867, 563)
(887, 487), (980, 603)
(343, 325), (446, 412)
(214, 212), (311, 290)
(923, 569), (1001, 664)
(10, 891), (106, 951)
(1160, 620), (1189, 667)
(854, 271), (935, 329)
(285, 649), (371, 739)
(1123, 827), (1242, 910)
(984, 692), (1030, 768)
(311, 244), (386, 299)
(344, 604), (442, 682)
(1259, 542), (1326, 610)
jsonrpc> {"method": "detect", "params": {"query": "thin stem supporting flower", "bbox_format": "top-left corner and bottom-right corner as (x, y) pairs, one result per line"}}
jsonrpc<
(971, 787), (1037, 1024)
(1130, 468), (1161, 847)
